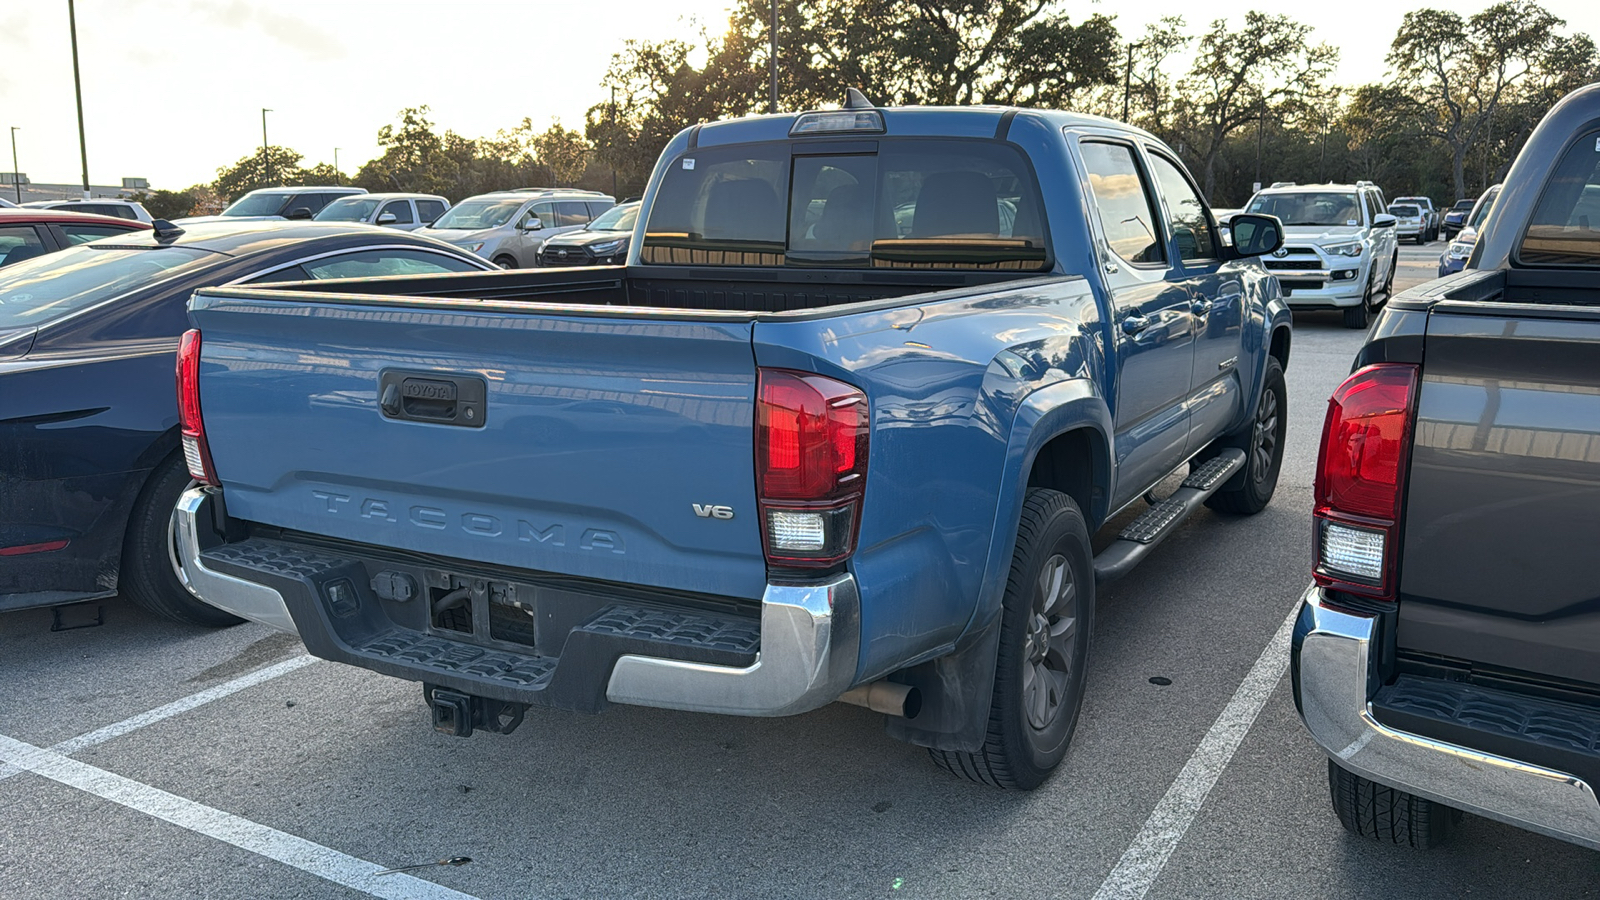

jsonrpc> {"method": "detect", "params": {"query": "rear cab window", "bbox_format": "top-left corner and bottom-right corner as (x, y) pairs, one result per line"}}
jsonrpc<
(1519, 130), (1600, 266)
(641, 139), (1049, 271)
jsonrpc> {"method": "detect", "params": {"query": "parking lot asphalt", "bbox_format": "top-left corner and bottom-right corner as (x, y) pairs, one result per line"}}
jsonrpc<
(5, 241), (1596, 899)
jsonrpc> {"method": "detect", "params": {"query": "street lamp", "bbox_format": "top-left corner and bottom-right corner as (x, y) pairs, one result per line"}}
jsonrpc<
(9, 127), (19, 204)
(1122, 42), (1145, 123)
(261, 108), (273, 187)
(334, 147), (340, 185)
(768, 0), (779, 113)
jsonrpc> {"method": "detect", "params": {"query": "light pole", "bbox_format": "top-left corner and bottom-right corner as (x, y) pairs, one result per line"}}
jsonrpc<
(333, 147), (340, 184)
(8, 127), (19, 204)
(1254, 108), (1265, 191)
(68, 0), (90, 198)
(769, 0), (779, 113)
(261, 108), (273, 187)
(1122, 42), (1144, 123)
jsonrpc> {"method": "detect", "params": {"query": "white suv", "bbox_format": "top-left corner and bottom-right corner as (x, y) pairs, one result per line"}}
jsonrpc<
(421, 189), (614, 268)
(1242, 181), (1400, 329)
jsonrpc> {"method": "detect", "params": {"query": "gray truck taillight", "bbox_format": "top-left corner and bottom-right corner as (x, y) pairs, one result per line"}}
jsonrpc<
(176, 328), (220, 486)
(755, 369), (868, 567)
(1313, 364), (1419, 600)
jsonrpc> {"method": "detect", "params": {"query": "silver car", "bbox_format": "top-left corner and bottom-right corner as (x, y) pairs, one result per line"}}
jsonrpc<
(422, 189), (614, 268)
(314, 193), (450, 231)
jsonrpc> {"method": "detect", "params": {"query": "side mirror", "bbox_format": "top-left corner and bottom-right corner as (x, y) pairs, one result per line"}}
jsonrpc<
(1226, 213), (1283, 258)
(521, 217), (543, 232)
(284, 207), (313, 220)
(1372, 214), (1397, 228)
(376, 212), (398, 225)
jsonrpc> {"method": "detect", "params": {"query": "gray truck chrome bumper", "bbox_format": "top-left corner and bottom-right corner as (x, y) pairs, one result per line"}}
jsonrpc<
(176, 487), (860, 717)
(174, 487), (298, 634)
(1292, 583), (1600, 850)
(605, 573), (859, 717)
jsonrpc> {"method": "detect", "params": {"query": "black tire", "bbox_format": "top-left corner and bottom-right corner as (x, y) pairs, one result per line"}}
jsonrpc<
(929, 489), (1093, 790)
(1342, 300), (1369, 329)
(1381, 250), (1398, 299)
(121, 456), (245, 627)
(1204, 356), (1286, 515)
(1328, 760), (1462, 849)
(493, 255), (517, 270)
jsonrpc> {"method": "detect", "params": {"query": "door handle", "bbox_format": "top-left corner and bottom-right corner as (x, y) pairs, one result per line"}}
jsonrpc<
(1190, 297), (1213, 315)
(1103, 261), (1120, 275)
(1121, 313), (1152, 336)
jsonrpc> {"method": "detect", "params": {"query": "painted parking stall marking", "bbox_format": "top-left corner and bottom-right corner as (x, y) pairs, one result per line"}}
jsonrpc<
(0, 733), (484, 900)
(1091, 601), (1300, 900)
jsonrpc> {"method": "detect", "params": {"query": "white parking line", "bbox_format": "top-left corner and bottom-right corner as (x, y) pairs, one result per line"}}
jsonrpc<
(1090, 602), (1300, 900)
(0, 733), (483, 900)
(0, 654), (316, 783)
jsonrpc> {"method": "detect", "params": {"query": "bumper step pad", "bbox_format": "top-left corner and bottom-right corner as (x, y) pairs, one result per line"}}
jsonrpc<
(1374, 675), (1600, 792)
(199, 537), (761, 713)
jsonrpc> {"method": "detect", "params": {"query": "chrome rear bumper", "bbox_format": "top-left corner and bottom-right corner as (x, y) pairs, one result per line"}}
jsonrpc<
(174, 487), (859, 717)
(1292, 583), (1600, 849)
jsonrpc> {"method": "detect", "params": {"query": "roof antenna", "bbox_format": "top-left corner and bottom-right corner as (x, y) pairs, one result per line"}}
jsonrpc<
(844, 88), (874, 109)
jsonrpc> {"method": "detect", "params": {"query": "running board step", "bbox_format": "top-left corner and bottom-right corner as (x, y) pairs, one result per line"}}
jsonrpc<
(1093, 448), (1246, 585)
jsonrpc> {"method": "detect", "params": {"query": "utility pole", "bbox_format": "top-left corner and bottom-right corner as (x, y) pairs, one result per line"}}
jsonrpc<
(261, 108), (273, 187)
(769, 0), (779, 113)
(609, 85), (618, 197)
(68, 0), (90, 198)
(1254, 108), (1264, 192)
(1319, 116), (1328, 184)
(9, 127), (20, 204)
(334, 147), (340, 184)
(1122, 43), (1136, 122)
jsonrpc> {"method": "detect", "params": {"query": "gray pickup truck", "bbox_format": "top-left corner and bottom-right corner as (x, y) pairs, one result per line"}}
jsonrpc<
(1293, 82), (1600, 849)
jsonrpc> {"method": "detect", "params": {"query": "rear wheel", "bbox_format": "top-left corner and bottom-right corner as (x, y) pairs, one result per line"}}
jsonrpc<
(493, 255), (517, 269)
(1205, 356), (1286, 515)
(1328, 760), (1463, 848)
(122, 456), (245, 627)
(929, 489), (1093, 790)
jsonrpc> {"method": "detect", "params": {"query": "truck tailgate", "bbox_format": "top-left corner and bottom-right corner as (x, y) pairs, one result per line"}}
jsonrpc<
(1399, 301), (1600, 684)
(189, 289), (766, 600)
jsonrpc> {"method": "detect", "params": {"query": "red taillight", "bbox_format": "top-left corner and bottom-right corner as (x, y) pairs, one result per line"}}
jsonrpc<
(756, 369), (868, 567)
(177, 328), (219, 486)
(1313, 363), (1418, 599)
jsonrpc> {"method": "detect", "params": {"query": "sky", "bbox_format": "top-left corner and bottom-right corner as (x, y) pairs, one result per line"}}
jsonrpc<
(3, 0), (1598, 190)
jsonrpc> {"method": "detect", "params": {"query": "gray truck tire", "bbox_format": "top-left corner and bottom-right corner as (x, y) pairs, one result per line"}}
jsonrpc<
(1328, 760), (1462, 848)
(1205, 356), (1286, 515)
(121, 456), (245, 628)
(929, 488), (1093, 790)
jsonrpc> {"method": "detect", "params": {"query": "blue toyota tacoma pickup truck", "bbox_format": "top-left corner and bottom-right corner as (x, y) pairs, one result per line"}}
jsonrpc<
(174, 96), (1292, 788)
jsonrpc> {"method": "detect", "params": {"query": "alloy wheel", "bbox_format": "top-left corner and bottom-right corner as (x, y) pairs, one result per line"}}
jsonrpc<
(1022, 553), (1079, 731)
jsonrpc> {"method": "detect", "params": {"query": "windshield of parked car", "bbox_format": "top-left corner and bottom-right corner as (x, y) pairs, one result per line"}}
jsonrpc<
(0, 244), (215, 328)
(429, 197), (524, 231)
(1246, 192), (1362, 227)
(1389, 205), (1420, 218)
(641, 139), (1048, 270)
(1453, 200), (1476, 211)
(220, 192), (293, 217)
(1468, 186), (1501, 231)
(587, 204), (639, 232)
(315, 197), (383, 222)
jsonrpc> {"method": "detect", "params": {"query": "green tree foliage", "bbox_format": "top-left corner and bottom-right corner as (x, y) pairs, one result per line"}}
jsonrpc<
(212, 146), (307, 201)
(128, 188), (197, 219)
(1386, 0), (1567, 199)
(1168, 12), (1338, 198)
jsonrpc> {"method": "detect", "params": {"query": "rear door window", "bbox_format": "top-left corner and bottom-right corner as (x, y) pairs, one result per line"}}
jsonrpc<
(0, 225), (49, 266)
(642, 139), (1047, 270)
(58, 223), (135, 244)
(298, 248), (482, 279)
(555, 201), (590, 227)
(1078, 141), (1165, 266)
(416, 199), (447, 223)
(1519, 130), (1600, 266)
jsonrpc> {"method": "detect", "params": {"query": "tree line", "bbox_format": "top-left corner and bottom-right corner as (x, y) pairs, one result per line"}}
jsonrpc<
(138, 0), (1599, 219)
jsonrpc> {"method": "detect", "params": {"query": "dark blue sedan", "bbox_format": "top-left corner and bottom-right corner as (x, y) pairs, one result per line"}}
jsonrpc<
(0, 220), (491, 624)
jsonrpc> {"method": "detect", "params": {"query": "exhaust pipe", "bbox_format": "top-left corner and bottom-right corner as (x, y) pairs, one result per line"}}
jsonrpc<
(838, 680), (921, 718)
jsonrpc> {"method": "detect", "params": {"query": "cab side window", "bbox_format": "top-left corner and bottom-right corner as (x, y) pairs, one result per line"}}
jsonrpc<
(1079, 141), (1166, 266)
(1146, 152), (1216, 261)
(381, 200), (414, 224)
(416, 199), (446, 223)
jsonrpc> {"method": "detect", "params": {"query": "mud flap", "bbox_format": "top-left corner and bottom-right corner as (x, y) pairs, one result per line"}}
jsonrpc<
(883, 613), (1001, 752)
